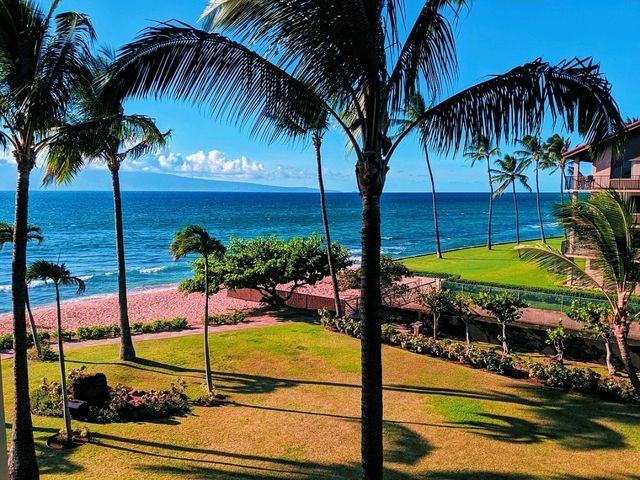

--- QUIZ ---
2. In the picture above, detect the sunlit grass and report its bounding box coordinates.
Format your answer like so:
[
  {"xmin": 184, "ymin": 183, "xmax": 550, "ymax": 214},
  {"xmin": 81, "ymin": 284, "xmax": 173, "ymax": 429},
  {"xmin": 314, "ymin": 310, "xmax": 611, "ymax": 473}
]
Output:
[{"xmin": 2, "ymin": 322, "xmax": 639, "ymax": 480}]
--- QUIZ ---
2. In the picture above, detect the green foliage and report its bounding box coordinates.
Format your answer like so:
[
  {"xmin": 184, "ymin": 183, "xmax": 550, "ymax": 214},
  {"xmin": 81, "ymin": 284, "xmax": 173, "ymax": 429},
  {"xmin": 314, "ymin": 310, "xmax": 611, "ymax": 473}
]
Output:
[
  {"xmin": 417, "ymin": 288, "xmax": 455, "ymax": 338},
  {"xmin": 177, "ymin": 257, "xmax": 226, "ymax": 295},
  {"xmin": 76, "ymin": 325, "xmax": 121, "ymax": 340},
  {"xmin": 567, "ymin": 300, "xmax": 613, "ymax": 341},
  {"xmin": 319, "ymin": 309, "xmax": 362, "ymax": 338},
  {"xmin": 51, "ymin": 328, "xmax": 74, "ymax": 340},
  {"xmin": 545, "ymin": 320, "xmax": 574, "ymax": 361},
  {"xmin": 30, "ymin": 379, "xmax": 63, "ymax": 417},
  {"xmin": 476, "ymin": 292, "xmax": 528, "ymax": 324},
  {"xmin": 130, "ymin": 318, "xmax": 189, "ymax": 334},
  {"xmin": 381, "ymin": 323, "xmax": 398, "ymax": 344},
  {"xmin": 28, "ymin": 344, "xmax": 58, "ymax": 362},
  {"xmin": 224, "ymin": 235, "xmax": 351, "ymax": 306},
  {"xmin": 207, "ymin": 311, "xmax": 248, "ymax": 326},
  {"xmin": 338, "ymin": 255, "xmax": 409, "ymax": 290},
  {"xmin": 527, "ymin": 361, "xmax": 600, "ymax": 393}
]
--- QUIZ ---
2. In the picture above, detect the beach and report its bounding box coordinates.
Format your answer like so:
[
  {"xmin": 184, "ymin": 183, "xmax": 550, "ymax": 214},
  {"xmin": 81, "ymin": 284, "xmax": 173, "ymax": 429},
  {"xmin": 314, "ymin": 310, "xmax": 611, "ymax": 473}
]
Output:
[{"xmin": 0, "ymin": 285, "xmax": 258, "ymax": 335}]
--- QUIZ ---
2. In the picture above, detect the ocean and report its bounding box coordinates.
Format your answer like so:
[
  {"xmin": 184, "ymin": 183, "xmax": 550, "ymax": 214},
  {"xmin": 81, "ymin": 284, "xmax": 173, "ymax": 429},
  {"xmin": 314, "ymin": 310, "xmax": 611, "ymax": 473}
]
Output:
[{"xmin": 0, "ymin": 191, "xmax": 562, "ymax": 313}]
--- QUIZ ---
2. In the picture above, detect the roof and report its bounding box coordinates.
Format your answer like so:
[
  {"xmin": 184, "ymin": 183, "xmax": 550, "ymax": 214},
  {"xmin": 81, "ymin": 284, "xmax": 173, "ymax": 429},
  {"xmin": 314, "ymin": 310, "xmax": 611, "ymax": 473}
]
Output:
[{"xmin": 563, "ymin": 120, "xmax": 640, "ymax": 159}]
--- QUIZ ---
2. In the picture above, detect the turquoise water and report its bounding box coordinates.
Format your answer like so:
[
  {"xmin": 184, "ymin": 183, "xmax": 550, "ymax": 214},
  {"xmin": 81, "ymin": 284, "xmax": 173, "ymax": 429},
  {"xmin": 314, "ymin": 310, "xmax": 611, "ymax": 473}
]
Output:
[{"xmin": 0, "ymin": 191, "xmax": 562, "ymax": 312}]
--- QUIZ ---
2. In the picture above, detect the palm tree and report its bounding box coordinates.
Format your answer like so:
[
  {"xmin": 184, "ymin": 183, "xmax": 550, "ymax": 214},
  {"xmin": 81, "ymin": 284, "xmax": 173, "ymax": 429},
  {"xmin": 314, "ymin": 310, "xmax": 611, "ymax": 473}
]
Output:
[
  {"xmin": 543, "ymin": 134, "xmax": 572, "ymax": 205},
  {"xmin": 491, "ymin": 155, "xmax": 532, "ymax": 244},
  {"xmin": 104, "ymin": 2, "xmax": 624, "ymax": 476},
  {"xmin": 518, "ymin": 190, "xmax": 640, "ymax": 393},
  {"xmin": 170, "ymin": 226, "xmax": 225, "ymax": 393},
  {"xmin": 26, "ymin": 261, "xmax": 86, "ymax": 446},
  {"xmin": 518, "ymin": 135, "xmax": 548, "ymax": 243},
  {"xmin": 0, "ymin": 2, "xmax": 95, "ymax": 476},
  {"xmin": 0, "ymin": 223, "xmax": 44, "ymax": 357},
  {"xmin": 396, "ymin": 94, "xmax": 442, "ymax": 258},
  {"xmin": 44, "ymin": 50, "xmax": 170, "ymax": 362},
  {"xmin": 464, "ymin": 136, "xmax": 500, "ymax": 250}
]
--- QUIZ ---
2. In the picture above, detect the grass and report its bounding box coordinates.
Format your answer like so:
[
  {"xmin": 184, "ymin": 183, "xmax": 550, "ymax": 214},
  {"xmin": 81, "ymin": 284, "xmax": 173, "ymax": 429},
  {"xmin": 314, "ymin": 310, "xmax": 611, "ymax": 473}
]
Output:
[
  {"xmin": 3, "ymin": 322, "xmax": 640, "ymax": 480},
  {"xmin": 401, "ymin": 238, "xmax": 569, "ymax": 289}
]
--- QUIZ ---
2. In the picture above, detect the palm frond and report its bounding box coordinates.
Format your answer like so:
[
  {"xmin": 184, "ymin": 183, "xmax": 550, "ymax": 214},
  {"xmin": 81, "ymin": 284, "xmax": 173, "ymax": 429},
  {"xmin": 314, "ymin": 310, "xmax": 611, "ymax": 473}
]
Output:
[
  {"xmin": 0, "ymin": 222, "xmax": 44, "ymax": 248},
  {"xmin": 26, "ymin": 259, "xmax": 85, "ymax": 294},
  {"xmin": 414, "ymin": 58, "xmax": 624, "ymax": 154},
  {"xmin": 169, "ymin": 224, "xmax": 225, "ymax": 260}
]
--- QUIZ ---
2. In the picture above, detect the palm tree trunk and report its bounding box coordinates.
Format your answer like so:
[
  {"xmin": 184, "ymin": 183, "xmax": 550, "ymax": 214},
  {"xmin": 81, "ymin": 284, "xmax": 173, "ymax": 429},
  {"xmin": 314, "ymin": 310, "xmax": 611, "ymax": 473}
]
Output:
[
  {"xmin": 425, "ymin": 150, "xmax": 442, "ymax": 258},
  {"xmin": 613, "ymin": 322, "xmax": 640, "ymax": 393},
  {"xmin": 512, "ymin": 182, "xmax": 520, "ymax": 244},
  {"xmin": 55, "ymin": 285, "xmax": 73, "ymax": 444},
  {"xmin": 359, "ymin": 191, "xmax": 383, "ymax": 480},
  {"xmin": 314, "ymin": 134, "xmax": 342, "ymax": 317},
  {"xmin": 25, "ymin": 287, "xmax": 41, "ymax": 357},
  {"xmin": 486, "ymin": 158, "xmax": 494, "ymax": 250},
  {"xmin": 560, "ymin": 167, "xmax": 568, "ymax": 241},
  {"xmin": 9, "ymin": 152, "xmax": 40, "ymax": 480},
  {"xmin": 535, "ymin": 162, "xmax": 546, "ymax": 243},
  {"xmin": 604, "ymin": 339, "xmax": 615, "ymax": 376},
  {"xmin": 203, "ymin": 257, "xmax": 213, "ymax": 393},
  {"xmin": 110, "ymin": 166, "xmax": 136, "ymax": 361}
]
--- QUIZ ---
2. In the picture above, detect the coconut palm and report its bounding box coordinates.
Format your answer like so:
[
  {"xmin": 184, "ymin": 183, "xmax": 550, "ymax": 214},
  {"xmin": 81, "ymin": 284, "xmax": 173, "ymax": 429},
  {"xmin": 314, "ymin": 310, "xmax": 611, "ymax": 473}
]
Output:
[
  {"xmin": 543, "ymin": 134, "xmax": 572, "ymax": 205},
  {"xmin": 0, "ymin": 223, "xmax": 44, "ymax": 357},
  {"xmin": 44, "ymin": 50, "xmax": 170, "ymax": 362},
  {"xmin": 0, "ymin": 1, "xmax": 95, "ymax": 475},
  {"xmin": 170, "ymin": 226, "xmax": 225, "ymax": 393},
  {"xmin": 518, "ymin": 189, "xmax": 640, "ymax": 393},
  {"xmin": 104, "ymin": 2, "xmax": 624, "ymax": 475},
  {"xmin": 517, "ymin": 135, "xmax": 548, "ymax": 243},
  {"xmin": 464, "ymin": 136, "xmax": 500, "ymax": 250},
  {"xmin": 26, "ymin": 261, "xmax": 86, "ymax": 446},
  {"xmin": 491, "ymin": 155, "xmax": 532, "ymax": 244},
  {"xmin": 396, "ymin": 93, "xmax": 442, "ymax": 258}
]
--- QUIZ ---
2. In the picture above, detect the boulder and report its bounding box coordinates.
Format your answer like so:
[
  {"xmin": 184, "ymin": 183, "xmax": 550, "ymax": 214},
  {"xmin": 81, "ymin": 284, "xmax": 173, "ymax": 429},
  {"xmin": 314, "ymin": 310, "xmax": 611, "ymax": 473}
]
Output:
[{"xmin": 70, "ymin": 373, "xmax": 110, "ymax": 408}]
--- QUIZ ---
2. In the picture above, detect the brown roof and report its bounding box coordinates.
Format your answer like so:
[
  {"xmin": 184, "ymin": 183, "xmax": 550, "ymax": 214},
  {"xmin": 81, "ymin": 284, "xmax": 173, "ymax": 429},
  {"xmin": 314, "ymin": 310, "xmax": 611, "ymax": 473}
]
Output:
[{"xmin": 563, "ymin": 120, "xmax": 640, "ymax": 159}]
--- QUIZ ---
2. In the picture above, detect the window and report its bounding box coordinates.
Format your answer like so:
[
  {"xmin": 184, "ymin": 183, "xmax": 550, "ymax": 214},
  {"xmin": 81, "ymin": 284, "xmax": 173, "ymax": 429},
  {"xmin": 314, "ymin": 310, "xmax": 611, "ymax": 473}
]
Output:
[{"xmin": 611, "ymin": 159, "xmax": 632, "ymax": 179}]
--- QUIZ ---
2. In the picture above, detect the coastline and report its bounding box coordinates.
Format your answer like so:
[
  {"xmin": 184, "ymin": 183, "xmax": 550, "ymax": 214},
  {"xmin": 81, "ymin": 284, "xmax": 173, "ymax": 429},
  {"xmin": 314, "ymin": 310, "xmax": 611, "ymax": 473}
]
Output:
[{"xmin": 0, "ymin": 284, "xmax": 258, "ymax": 335}]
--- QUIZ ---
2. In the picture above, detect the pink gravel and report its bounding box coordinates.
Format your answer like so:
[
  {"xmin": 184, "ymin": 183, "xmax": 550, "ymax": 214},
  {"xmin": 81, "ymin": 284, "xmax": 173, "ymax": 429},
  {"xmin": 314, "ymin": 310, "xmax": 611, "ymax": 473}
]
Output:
[{"xmin": 0, "ymin": 286, "xmax": 259, "ymax": 335}]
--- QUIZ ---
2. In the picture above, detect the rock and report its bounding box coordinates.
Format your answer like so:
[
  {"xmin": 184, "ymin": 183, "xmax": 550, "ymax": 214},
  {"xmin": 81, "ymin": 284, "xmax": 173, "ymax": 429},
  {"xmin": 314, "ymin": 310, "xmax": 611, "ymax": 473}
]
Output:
[{"xmin": 70, "ymin": 373, "xmax": 110, "ymax": 408}]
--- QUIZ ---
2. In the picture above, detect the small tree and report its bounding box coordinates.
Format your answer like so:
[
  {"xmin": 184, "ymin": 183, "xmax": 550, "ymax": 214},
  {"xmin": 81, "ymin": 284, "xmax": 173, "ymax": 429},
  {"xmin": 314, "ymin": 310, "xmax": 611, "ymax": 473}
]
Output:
[
  {"xmin": 476, "ymin": 292, "xmax": 528, "ymax": 355},
  {"xmin": 26, "ymin": 261, "xmax": 86, "ymax": 446},
  {"xmin": 545, "ymin": 320, "xmax": 573, "ymax": 363},
  {"xmin": 418, "ymin": 288, "xmax": 455, "ymax": 340},
  {"xmin": 170, "ymin": 225, "xmax": 225, "ymax": 394},
  {"xmin": 567, "ymin": 300, "xmax": 615, "ymax": 375},
  {"xmin": 338, "ymin": 255, "xmax": 410, "ymax": 291},
  {"xmin": 451, "ymin": 293, "xmax": 478, "ymax": 345},
  {"xmin": 223, "ymin": 235, "xmax": 350, "ymax": 307}
]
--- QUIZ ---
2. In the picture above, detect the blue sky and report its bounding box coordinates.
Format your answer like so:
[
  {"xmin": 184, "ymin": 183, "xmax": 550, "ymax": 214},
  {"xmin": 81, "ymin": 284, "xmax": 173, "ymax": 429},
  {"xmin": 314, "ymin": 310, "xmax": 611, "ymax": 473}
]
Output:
[{"xmin": 26, "ymin": 1, "xmax": 640, "ymax": 192}]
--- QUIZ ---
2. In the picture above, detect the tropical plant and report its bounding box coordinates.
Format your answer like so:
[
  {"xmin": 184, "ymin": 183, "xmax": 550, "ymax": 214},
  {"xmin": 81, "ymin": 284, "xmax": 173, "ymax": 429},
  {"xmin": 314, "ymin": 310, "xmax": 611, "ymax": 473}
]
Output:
[
  {"xmin": 476, "ymin": 292, "xmax": 528, "ymax": 355},
  {"xmin": 169, "ymin": 225, "xmax": 225, "ymax": 394},
  {"xmin": 0, "ymin": 1, "xmax": 95, "ymax": 475},
  {"xmin": 491, "ymin": 154, "xmax": 532, "ymax": 244},
  {"xmin": 396, "ymin": 93, "xmax": 442, "ymax": 257},
  {"xmin": 222, "ymin": 235, "xmax": 351, "ymax": 306},
  {"xmin": 103, "ymin": 1, "xmax": 624, "ymax": 474},
  {"xmin": 451, "ymin": 292, "xmax": 477, "ymax": 344},
  {"xmin": 44, "ymin": 50, "xmax": 170, "ymax": 361},
  {"xmin": 0, "ymin": 223, "xmax": 44, "ymax": 357},
  {"xmin": 518, "ymin": 190, "xmax": 640, "ymax": 392},
  {"xmin": 338, "ymin": 255, "xmax": 409, "ymax": 290},
  {"xmin": 418, "ymin": 288, "xmax": 455, "ymax": 340},
  {"xmin": 464, "ymin": 136, "xmax": 500, "ymax": 250},
  {"xmin": 543, "ymin": 134, "xmax": 572, "ymax": 205},
  {"xmin": 517, "ymin": 135, "xmax": 548, "ymax": 243},
  {"xmin": 567, "ymin": 300, "xmax": 616, "ymax": 375},
  {"xmin": 545, "ymin": 320, "xmax": 573, "ymax": 363},
  {"xmin": 26, "ymin": 260, "xmax": 86, "ymax": 446}
]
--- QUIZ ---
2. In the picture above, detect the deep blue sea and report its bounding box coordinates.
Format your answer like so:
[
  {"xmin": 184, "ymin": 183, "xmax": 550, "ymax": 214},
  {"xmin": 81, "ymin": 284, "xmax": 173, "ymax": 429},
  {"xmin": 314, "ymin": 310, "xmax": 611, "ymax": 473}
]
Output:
[{"xmin": 0, "ymin": 191, "xmax": 562, "ymax": 313}]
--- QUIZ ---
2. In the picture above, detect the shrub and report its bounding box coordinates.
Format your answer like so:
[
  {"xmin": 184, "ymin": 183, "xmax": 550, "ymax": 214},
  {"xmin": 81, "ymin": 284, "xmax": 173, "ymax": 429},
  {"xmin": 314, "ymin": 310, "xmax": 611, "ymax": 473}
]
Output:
[
  {"xmin": 598, "ymin": 377, "xmax": 640, "ymax": 404},
  {"xmin": 208, "ymin": 311, "xmax": 248, "ymax": 326},
  {"xmin": 131, "ymin": 318, "xmax": 189, "ymax": 334},
  {"xmin": 51, "ymin": 328, "xmax": 73, "ymax": 340},
  {"xmin": 95, "ymin": 379, "xmax": 191, "ymax": 423},
  {"xmin": 30, "ymin": 378, "xmax": 63, "ymax": 416},
  {"xmin": 77, "ymin": 325, "xmax": 113, "ymax": 340},
  {"xmin": 338, "ymin": 255, "xmax": 409, "ymax": 290},
  {"xmin": 526, "ymin": 361, "xmax": 600, "ymax": 392},
  {"xmin": 28, "ymin": 344, "xmax": 58, "ymax": 362},
  {"xmin": 417, "ymin": 288, "xmax": 455, "ymax": 339},
  {"xmin": 319, "ymin": 309, "xmax": 362, "ymax": 338},
  {"xmin": 476, "ymin": 292, "xmax": 528, "ymax": 355},
  {"xmin": 381, "ymin": 323, "xmax": 398, "ymax": 344},
  {"xmin": 0, "ymin": 334, "xmax": 13, "ymax": 351}
]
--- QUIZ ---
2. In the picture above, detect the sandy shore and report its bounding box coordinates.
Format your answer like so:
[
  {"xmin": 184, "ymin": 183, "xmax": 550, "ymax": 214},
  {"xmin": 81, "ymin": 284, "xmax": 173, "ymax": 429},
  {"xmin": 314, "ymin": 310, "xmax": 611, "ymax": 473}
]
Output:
[{"xmin": 0, "ymin": 285, "xmax": 258, "ymax": 335}]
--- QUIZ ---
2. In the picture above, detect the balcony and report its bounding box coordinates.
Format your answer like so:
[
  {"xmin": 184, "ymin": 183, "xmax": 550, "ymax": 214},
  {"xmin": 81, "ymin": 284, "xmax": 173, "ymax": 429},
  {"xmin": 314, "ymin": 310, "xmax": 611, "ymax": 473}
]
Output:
[{"xmin": 565, "ymin": 175, "xmax": 640, "ymax": 191}]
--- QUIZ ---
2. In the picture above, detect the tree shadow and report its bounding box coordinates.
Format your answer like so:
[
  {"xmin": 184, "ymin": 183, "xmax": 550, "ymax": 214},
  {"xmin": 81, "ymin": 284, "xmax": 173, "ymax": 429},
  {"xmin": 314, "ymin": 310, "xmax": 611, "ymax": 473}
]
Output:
[
  {"xmin": 383, "ymin": 423, "xmax": 431, "ymax": 465},
  {"xmin": 31, "ymin": 425, "xmax": 85, "ymax": 476}
]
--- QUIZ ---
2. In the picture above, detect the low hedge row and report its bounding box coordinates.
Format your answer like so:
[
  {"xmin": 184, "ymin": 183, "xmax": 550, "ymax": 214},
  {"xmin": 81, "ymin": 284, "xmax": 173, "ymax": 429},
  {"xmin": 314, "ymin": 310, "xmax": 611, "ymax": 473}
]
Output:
[
  {"xmin": 207, "ymin": 311, "xmax": 248, "ymax": 326},
  {"xmin": 320, "ymin": 311, "xmax": 640, "ymax": 406},
  {"xmin": 0, "ymin": 317, "xmax": 190, "ymax": 350}
]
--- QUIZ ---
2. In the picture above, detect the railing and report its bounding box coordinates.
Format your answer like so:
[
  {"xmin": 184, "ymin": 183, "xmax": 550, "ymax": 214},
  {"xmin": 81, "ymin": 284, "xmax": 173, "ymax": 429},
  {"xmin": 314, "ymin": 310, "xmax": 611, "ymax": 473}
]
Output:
[{"xmin": 566, "ymin": 175, "xmax": 640, "ymax": 191}]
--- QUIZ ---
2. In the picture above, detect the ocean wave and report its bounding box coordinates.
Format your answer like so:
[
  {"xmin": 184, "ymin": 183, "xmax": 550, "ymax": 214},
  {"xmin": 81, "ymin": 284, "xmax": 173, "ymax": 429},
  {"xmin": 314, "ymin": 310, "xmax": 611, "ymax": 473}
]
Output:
[
  {"xmin": 78, "ymin": 275, "xmax": 94, "ymax": 282},
  {"xmin": 139, "ymin": 266, "xmax": 167, "ymax": 274},
  {"xmin": 0, "ymin": 285, "xmax": 10, "ymax": 293}
]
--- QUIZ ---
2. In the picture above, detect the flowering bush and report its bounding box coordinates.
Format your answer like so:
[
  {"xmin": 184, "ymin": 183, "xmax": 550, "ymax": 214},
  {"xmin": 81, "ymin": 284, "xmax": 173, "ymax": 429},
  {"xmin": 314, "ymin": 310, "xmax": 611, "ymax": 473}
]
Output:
[{"xmin": 30, "ymin": 379, "xmax": 63, "ymax": 416}]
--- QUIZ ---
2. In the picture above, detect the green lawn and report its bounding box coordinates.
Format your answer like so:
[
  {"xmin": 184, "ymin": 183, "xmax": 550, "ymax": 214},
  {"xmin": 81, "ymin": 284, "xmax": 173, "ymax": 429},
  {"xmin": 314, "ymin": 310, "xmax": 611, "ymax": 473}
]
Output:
[
  {"xmin": 401, "ymin": 238, "xmax": 567, "ymax": 289},
  {"xmin": 3, "ymin": 322, "xmax": 640, "ymax": 480}
]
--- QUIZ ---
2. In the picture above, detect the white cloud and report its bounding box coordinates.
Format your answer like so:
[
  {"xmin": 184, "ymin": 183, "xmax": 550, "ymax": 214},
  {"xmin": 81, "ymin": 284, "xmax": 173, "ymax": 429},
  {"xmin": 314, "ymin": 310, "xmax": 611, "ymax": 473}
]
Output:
[{"xmin": 120, "ymin": 149, "xmax": 309, "ymax": 182}]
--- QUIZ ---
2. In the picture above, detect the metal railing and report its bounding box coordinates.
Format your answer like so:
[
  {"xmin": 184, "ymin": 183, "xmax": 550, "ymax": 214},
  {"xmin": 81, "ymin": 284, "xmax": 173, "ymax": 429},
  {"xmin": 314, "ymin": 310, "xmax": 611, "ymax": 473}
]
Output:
[{"xmin": 566, "ymin": 175, "xmax": 640, "ymax": 191}]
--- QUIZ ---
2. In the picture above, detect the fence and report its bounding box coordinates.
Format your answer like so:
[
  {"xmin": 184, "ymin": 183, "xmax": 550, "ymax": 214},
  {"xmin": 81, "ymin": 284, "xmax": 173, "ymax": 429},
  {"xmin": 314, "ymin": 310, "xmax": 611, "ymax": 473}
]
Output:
[{"xmin": 442, "ymin": 280, "xmax": 640, "ymax": 313}]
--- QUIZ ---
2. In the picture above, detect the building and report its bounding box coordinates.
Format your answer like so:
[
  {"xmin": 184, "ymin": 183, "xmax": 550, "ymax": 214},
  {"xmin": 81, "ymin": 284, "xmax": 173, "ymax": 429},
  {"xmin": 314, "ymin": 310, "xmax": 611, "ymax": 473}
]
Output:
[{"xmin": 563, "ymin": 120, "xmax": 640, "ymax": 263}]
